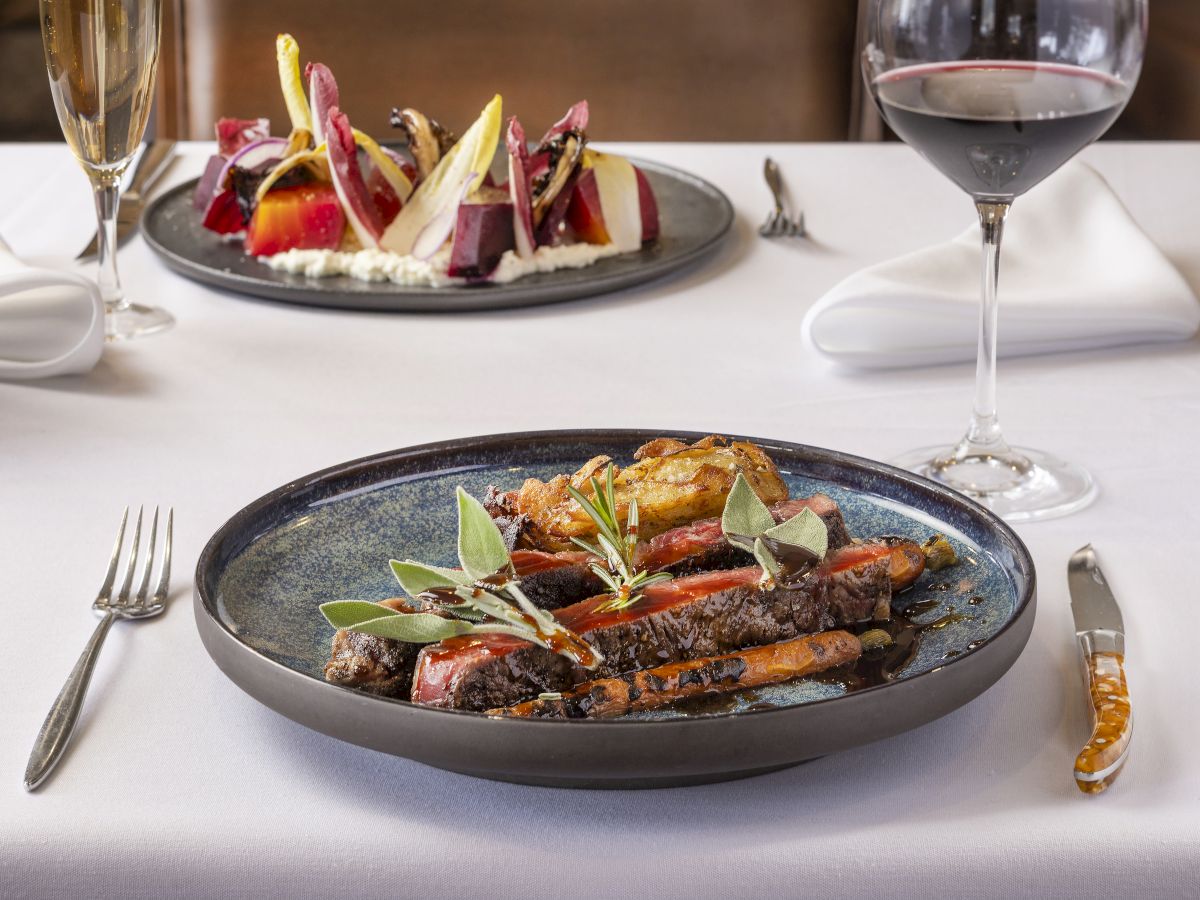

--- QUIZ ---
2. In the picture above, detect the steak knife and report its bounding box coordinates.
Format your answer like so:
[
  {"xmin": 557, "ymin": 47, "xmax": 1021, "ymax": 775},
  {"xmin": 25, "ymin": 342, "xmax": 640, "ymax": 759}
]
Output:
[
  {"xmin": 76, "ymin": 140, "xmax": 177, "ymax": 259},
  {"xmin": 1068, "ymin": 544, "xmax": 1132, "ymax": 794}
]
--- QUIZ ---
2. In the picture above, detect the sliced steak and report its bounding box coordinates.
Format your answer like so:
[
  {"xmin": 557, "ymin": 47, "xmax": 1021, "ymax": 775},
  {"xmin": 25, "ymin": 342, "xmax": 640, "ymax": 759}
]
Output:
[
  {"xmin": 324, "ymin": 598, "xmax": 420, "ymax": 697},
  {"xmin": 509, "ymin": 550, "xmax": 606, "ymax": 609},
  {"xmin": 412, "ymin": 542, "xmax": 893, "ymax": 711}
]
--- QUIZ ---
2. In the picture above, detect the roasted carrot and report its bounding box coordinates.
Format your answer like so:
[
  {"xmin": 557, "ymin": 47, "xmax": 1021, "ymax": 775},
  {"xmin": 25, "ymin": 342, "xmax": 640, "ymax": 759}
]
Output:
[{"xmin": 486, "ymin": 630, "xmax": 862, "ymax": 719}]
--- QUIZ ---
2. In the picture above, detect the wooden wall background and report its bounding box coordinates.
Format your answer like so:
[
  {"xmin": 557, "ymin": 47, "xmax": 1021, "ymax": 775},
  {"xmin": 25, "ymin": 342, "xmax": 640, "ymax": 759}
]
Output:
[{"xmin": 4, "ymin": 0, "xmax": 1198, "ymax": 142}]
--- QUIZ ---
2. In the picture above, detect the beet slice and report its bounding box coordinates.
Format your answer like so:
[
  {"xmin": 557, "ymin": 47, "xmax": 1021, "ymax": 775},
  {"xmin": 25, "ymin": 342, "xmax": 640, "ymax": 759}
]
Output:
[
  {"xmin": 448, "ymin": 199, "xmax": 515, "ymax": 279},
  {"xmin": 201, "ymin": 190, "xmax": 245, "ymax": 234},
  {"xmin": 565, "ymin": 168, "xmax": 609, "ymax": 244}
]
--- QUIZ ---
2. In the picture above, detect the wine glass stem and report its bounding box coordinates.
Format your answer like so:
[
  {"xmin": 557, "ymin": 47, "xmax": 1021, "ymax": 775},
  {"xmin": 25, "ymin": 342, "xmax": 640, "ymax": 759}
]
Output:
[
  {"xmin": 962, "ymin": 201, "xmax": 1012, "ymax": 456},
  {"xmin": 92, "ymin": 176, "xmax": 126, "ymax": 313}
]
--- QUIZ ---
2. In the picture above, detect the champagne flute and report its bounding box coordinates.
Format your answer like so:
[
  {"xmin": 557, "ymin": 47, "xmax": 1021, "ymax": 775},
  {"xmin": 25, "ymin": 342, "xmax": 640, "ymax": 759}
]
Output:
[
  {"xmin": 40, "ymin": 0, "xmax": 173, "ymax": 340},
  {"xmin": 863, "ymin": 0, "xmax": 1147, "ymax": 521}
]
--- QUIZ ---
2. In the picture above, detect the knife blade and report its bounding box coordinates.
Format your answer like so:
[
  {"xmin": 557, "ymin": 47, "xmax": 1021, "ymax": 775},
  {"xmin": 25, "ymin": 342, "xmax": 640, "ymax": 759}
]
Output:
[
  {"xmin": 1068, "ymin": 544, "xmax": 1132, "ymax": 794},
  {"xmin": 76, "ymin": 140, "xmax": 177, "ymax": 259}
]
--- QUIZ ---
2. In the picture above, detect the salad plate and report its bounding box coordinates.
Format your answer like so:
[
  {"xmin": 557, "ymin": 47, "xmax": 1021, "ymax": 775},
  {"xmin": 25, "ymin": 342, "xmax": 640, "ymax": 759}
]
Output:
[
  {"xmin": 194, "ymin": 430, "xmax": 1036, "ymax": 788},
  {"xmin": 142, "ymin": 160, "xmax": 733, "ymax": 313}
]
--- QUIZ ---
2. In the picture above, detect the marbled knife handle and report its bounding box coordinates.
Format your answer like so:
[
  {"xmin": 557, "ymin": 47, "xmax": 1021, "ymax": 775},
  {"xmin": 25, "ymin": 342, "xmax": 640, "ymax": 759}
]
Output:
[{"xmin": 1074, "ymin": 651, "xmax": 1132, "ymax": 795}]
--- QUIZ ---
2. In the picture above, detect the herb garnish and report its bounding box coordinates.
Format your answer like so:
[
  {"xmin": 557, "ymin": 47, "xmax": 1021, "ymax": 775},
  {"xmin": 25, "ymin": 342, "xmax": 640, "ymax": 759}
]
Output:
[
  {"xmin": 566, "ymin": 464, "xmax": 672, "ymax": 613},
  {"xmin": 720, "ymin": 474, "xmax": 829, "ymax": 586},
  {"xmin": 320, "ymin": 487, "xmax": 603, "ymax": 669}
]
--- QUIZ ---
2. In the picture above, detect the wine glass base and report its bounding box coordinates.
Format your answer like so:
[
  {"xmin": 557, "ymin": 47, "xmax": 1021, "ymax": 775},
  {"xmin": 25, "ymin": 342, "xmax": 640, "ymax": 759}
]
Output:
[
  {"xmin": 892, "ymin": 444, "xmax": 1098, "ymax": 523},
  {"xmin": 105, "ymin": 302, "xmax": 175, "ymax": 341}
]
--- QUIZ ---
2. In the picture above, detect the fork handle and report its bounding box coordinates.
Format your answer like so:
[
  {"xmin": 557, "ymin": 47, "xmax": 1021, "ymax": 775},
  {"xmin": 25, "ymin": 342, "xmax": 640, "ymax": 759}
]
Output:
[
  {"xmin": 24, "ymin": 612, "xmax": 116, "ymax": 791},
  {"xmin": 763, "ymin": 158, "xmax": 786, "ymax": 214}
]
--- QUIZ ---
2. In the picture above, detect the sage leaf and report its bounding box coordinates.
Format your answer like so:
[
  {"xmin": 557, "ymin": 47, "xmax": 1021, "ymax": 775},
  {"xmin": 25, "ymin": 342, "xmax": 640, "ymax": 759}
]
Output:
[
  {"xmin": 763, "ymin": 507, "xmax": 828, "ymax": 560},
  {"xmin": 456, "ymin": 486, "xmax": 511, "ymax": 581},
  {"xmin": 390, "ymin": 559, "xmax": 471, "ymax": 599},
  {"xmin": 320, "ymin": 600, "xmax": 401, "ymax": 629},
  {"xmin": 721, "ymin": 473, "xmax": 776, "ymax": 549},
  {"xmin": 349, "ymin": 611, "xmax": 478, "ymax": 643},
  {"xmin": 752, "ymin": 537, "xmax": 781, "ymax": 579}
]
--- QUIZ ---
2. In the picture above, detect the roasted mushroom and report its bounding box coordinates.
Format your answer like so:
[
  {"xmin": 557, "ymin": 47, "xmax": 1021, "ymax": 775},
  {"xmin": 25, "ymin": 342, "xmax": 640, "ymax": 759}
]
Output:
[
  {"xmin": 389, "ymin": 108, "xmax": 458, "ymax": 179},
  {"xmin": 531, "ymin": 129, "xmax": 584, "ymax": 225}
]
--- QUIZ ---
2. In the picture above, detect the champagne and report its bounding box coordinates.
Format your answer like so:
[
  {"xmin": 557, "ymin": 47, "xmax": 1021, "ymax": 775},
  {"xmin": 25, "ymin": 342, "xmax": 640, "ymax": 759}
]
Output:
[
  {"xmin": 40, "ymin": 0, "xmax": 162, "ymax": 177},
  {"xmin": 39, "ymin": 0, "xmax": 174, "ymax": 340}
]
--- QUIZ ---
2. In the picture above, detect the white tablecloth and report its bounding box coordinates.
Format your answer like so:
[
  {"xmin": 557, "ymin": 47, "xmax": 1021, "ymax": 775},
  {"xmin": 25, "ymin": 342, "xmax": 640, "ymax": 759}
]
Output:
[{"xmin": 1, "ymin": 142, "xmax": 1198, "ymax": 899}]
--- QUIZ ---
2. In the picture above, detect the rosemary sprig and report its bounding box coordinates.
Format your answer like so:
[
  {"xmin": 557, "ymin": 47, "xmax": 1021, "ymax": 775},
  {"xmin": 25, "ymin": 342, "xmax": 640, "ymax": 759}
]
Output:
[{"xmin": 567, "ymin": 464, "xmax": 672, "ymax": 612}]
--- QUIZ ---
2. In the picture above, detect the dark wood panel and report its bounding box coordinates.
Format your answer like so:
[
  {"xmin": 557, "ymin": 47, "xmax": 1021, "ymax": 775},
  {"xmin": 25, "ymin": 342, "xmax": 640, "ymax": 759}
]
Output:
[
  {"xmin": 167, "ymin": 0, "xmax": 858, "ymax": 141},
  {"xmin": 1114, "ymin": 0, "xmax": 1200, "ymax": 139}
]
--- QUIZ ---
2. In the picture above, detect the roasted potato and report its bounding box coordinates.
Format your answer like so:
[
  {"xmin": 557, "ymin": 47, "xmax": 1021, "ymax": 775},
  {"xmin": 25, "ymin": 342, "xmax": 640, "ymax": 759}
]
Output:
[{"xmin": 500, "ymin": 436, "xmax": 788, "ymax": 551}]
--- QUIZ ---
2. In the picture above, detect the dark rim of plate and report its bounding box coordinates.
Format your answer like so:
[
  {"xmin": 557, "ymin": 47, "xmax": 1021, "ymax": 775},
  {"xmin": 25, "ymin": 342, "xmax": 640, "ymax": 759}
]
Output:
[{"xmin": 194, "ymin": 429, "xmax": 1037, "ymax": 726}]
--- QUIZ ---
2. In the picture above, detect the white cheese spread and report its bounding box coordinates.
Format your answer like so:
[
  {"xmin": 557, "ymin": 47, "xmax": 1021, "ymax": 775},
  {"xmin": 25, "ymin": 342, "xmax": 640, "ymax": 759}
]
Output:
[{"xmin": 263, "ymin": 242, "xmax": 620, "ymax": 287}]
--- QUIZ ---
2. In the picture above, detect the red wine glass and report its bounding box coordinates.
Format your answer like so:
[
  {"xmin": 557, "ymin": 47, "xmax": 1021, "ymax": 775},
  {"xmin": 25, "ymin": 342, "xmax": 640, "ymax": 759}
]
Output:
[{"xmin": 863, "ymin": 0, "xmax": 1147, "ymax": 521}]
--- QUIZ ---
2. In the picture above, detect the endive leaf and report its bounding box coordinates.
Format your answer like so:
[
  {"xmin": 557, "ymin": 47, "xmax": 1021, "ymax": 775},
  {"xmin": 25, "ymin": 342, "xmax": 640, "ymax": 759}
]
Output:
[{"xmin": 275, "ymin": 34, "xmax": 312, "ymax": 133}]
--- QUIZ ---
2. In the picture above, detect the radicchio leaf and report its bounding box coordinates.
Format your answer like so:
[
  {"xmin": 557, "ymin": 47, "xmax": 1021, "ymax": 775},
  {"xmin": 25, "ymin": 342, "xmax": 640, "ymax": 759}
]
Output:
[
  {"xmin": 325, "ymin": 106, "xmax": 384, "ymax": 246},
  {"xmin": 538, "ymin": 100, "xmax": 589, "ymax": 145},
  {"xmin": 305, "ymin": 62, "xmax": 340, "ymax": 146},
  {"xmin": 505, "ymin": 117, "xmax": 535, "ymax": 259},
  {"xmin": 215, "ymin": 117, "xmax": 270, "ymax": 158}
]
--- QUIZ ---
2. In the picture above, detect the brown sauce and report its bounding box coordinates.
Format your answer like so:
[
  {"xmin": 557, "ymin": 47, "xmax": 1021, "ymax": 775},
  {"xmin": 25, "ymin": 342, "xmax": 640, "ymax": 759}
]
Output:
[
  {"xmin": 757, "ymin": 536, "xmax": 821, "ymax": 585},
  {"xmin": 674, "ymin": 690, "xmax": 763, "ymax": 716},
  {"xmin": 813, "ymin": 601, "xmax": 975, "ymax": 693}
]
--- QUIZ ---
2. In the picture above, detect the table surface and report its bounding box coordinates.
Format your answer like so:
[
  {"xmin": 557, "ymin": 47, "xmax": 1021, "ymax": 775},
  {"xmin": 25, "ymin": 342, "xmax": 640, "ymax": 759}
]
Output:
[{"xmin": 2, "ymin": 141, "xmax": 1198, "ymax": 899}]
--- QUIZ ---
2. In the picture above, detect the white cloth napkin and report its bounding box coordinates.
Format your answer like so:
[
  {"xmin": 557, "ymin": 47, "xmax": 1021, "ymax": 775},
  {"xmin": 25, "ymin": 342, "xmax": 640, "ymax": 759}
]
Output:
[
  {"xmin": 0, "ymin": 237, "xmax": 104, "ymax": 380},
  {"xmin": 802, "ymin": 161, "xmax": 1200, "ymax": 368}
]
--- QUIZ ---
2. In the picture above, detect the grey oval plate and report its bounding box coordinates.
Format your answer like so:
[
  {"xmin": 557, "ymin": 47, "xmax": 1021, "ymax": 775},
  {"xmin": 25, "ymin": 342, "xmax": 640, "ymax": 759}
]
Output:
[
  {"xmin": 195, "ymin": 430, "xmax": 1036, "ymax": 788},
  {"xmin": 143, "ymin": 159, "xmax": 733, "ymax": 312}
]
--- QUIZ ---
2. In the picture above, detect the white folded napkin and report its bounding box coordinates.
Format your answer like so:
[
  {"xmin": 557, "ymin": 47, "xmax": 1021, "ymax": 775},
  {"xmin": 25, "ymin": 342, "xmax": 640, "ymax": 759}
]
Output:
[
  {"xmin": 802, "ymin": 162, "xmax": 1200, "ymax": 368},
  {"xmin": 0, "ymin": 238, "xmax": 104, "ymax": 380}
]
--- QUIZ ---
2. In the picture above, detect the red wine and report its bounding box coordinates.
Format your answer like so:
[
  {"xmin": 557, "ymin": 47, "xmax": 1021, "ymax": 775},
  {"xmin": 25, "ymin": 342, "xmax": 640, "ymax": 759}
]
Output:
[{"xmin": 873, "ymin": 62, "xmax": 1130, "ymax": 199}]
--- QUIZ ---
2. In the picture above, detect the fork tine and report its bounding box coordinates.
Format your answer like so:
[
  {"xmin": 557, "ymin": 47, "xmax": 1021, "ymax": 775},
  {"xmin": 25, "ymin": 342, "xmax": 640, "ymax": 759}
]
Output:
[
  {"xmin": 97, "ymin": 507, "xmax": 130, "ymax": 606},
  {"xmin": 152, "ymin": 508, "xmax": 173, "ymax": 605},
  {"xmin": 133, "ymin": 506, "xmax": 159, "ymax": 609},
  {"xmin": 116, "ymin": 506, "xmax": 143, "ymax": 607}
]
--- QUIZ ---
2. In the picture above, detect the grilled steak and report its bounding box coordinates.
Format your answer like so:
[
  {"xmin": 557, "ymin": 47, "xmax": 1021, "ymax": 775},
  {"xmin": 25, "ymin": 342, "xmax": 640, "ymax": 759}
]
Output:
[
  {"xmin": 325, "ymin": 598, "xmax": 421, "ymax": 697},
  {"xmin": 322, "ymin": 550, "xmax": 605, "ymax": 697},
  {"xmin": 507, "ymin": 550, "xmax": 607, "ymax": 609},
  {"xmin": 412, "ymin": 542, "xmax": 894, "ymax": 711}
]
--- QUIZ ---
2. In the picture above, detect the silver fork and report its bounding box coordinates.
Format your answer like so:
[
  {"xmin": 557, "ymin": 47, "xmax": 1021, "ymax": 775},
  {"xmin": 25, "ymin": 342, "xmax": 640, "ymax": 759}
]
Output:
[
  {"xmin": 24, "ymin": 506, "xmax": 173, "ymax": 791},
  {"xmin": 758, "ymin": 157, "xmax": 807, "ymax": 239}
]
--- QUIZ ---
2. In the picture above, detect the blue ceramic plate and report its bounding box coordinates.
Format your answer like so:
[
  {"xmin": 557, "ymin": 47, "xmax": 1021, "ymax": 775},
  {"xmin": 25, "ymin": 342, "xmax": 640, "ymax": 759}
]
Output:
[
  {"xmin": 195, "ymin": 430, "xmax": 1036, "ymax": 788},
  {"xmin": 142, "ymin": 159, "xmax": 733, "ymax": 313}
]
